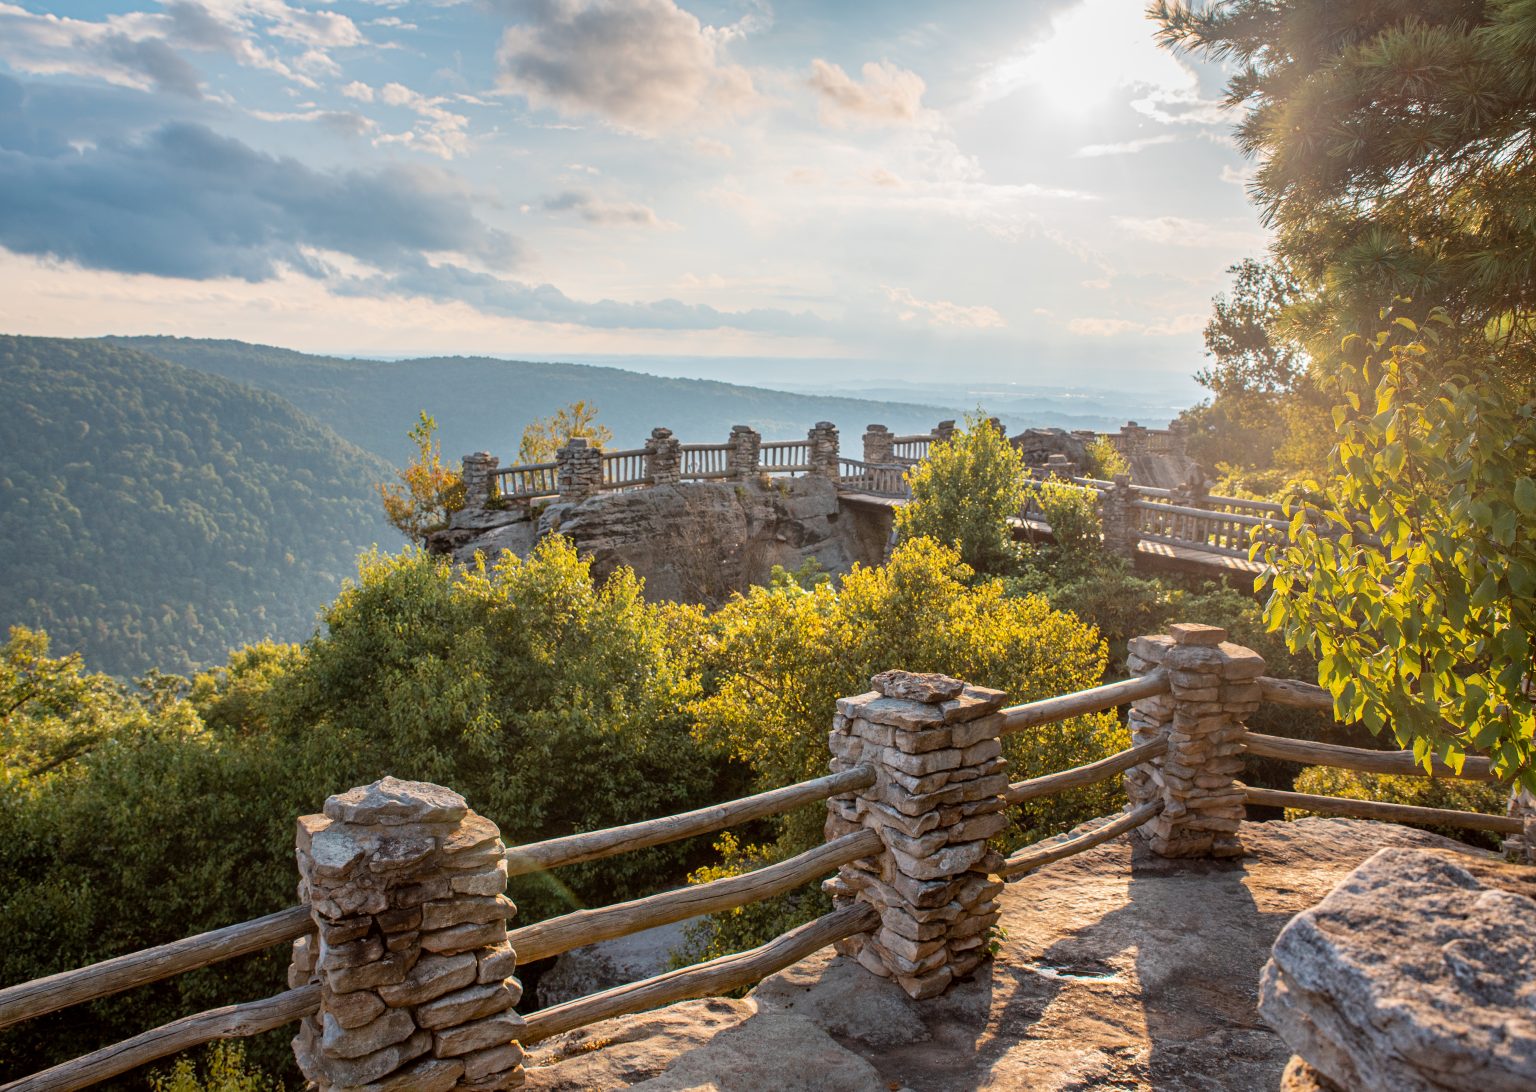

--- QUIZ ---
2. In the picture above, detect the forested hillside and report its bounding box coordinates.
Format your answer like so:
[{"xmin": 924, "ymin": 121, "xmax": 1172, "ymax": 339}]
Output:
[
  {"xmin": 0, "ymin": 336, "xmax": 392, "ymax": 678},
  {"xmin": 108, "ymin": 336, "xmax": 963, "ymax": 464}
]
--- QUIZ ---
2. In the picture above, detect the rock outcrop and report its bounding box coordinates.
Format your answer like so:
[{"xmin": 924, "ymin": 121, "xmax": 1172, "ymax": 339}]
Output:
[
  {"xmin": 523, "ymin": 819, "xmax": 1506, "ymax": 1091},
  {"xmin": 1259, "ymin": 847, "xmax": 1536, "ymax": 1092},
  {"xmin": 536, "ymin": 920, "xmax": 693, "ymax": 1010},
  {"xmin": 429, "ymin": 477, "xmax": 890, "ymax": 606}
]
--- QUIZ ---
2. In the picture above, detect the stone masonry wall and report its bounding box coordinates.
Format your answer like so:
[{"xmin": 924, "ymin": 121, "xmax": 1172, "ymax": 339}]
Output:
[
  {"xmin": 1123, "ymin": 624, "xmax": 1264, "ymax": 858},
  {"xmin": 824, "ymin": 670, "xmax": 1009, "ymax": 998},
  {"xmin": 289, "ymin": 777, "xmax": 525, "ymax": 1091}
]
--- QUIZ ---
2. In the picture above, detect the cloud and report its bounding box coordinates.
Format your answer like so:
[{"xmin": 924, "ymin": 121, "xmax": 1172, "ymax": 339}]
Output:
[
  {"xmin": 373, "ymin": 81, "xmax": 472, "ymax": 159},
  {"xmin": 334, "ymin": 257, "xmax": 829, "ymax": 334},
  {"xmin": 0, "ymin": 80, "xmax": 517, "ymax": 283},
  {"xmin": 1113, "ymin": 215, "xmax": 1263, "ymax": 250},
  {"xmin": 0, "ymin": 1, "xmax": 367, "ymax": 97},
  {"xmin": 1068, "ymin": 313, "xmax": 1204, "ymax": 337},
  {"xmin": 808, "ymin": 59, "xmax": 926, "ymax": 127},
  {"xmin": 342, "ymin": 80, "xmax": 374, "ymax": 102},
  {"xmin": 883, "ymin": 286, "xmax": 1005, "ymax": 329},
  {"xmin": 540, "ymin": 189, "xmax": 672, "ymax": 227},
  {"xmin": 1075, "ymin": 134, "xmax": 1178, "ymax": 158},
  {"xmin": 494, "ymin": 0, "xmax": 758, "ymax": 133}
]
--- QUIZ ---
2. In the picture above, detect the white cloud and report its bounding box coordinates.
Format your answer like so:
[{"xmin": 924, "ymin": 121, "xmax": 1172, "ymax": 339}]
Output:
[
  {"xmin": 1068, "ymin": 312, "xmax": 1204, "ymax": 337},
  {"xmin": 692, "ymin": 136, "xmax": 734, "ymax": 158},
  {"xmin": 374, "ymin": 81, "xmax": 471, "ymax": 159},
  {"xmin": 1113, "ymin": 215, "xmax": 1264, "ymax": 250},
  {"xmin": 342, "ymin": 79, "xmax": 374, "ymax": 101},
  {"xmin": 1075, "ymin": 134, "xmax": 1179, "ymax": 158},
  {"xmin": 541, "ymin": 189, "xmax": 675, "ymax": 228},
  {"xmin": 495, "ymin": 0, "xmax": 759, "ymax": 134},
  {"xmin": 808, "ymin": 59, "xmax": 927, "ymax": 127},
  {"xmin": 884, "ymin": 286, "xmax": 1005, "ymax": 329}
]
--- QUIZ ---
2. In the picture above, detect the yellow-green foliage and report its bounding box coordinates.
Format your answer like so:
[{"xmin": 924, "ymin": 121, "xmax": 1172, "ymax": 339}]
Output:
[
  {"xmin": 377, "ymin": 411, "xmax": 465, "ymax": 544},
  {"xmin": 1084, "ymin": 435, "xmax": 1129, "ymax": 480},
  {"xmin": 151, "ymin": 1042, "xmax": 279, "ymax": 1092},
  {"xmin": 517, "ymin": 400, "xmax": 612, "ymax": 463},
  {"xmin": 895, "ymin": 415, "xmax": 1027, "ymax": 576},
  {"xmin": 1290, "ymin": 766, "xmax": 1510, "ymax": 851},
  {"xmin": 692, "ymin": 536, "xmax": 1122, "ymax": 852},
  {"xmin": 1021, "ymin": 478, "xmax": 1103, "ymax": 578}
]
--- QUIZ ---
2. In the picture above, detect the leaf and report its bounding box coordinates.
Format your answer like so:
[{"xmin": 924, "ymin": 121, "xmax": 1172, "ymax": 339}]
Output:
[{"xmin": 1516, "ymin": 476, "xmax": 1536, "ymax": 516}]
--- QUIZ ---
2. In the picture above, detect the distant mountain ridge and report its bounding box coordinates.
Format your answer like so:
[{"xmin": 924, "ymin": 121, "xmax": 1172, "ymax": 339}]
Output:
[
  {"xmin": 106, "ymin": 336, "xmax": 966, "ymax": 466},
  {"xmin": 0, "ymin": 335, "xmax": 391, "ymax": 677}
]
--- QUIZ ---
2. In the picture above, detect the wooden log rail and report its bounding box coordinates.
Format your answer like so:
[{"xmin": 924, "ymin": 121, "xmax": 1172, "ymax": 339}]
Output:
[
  {"xmin": 1242, "ymin": 786, "xmax": 1522, "ymax": 834},
  {"xmin": 0, "ymin": 985, "xmax": 320, "ymax": 1092},
  {"xmin": 505, "ymin": 765, "xmax": 876, "ymax": 877},
  {"xmin": 1243, "ymin": 731, "xmax": 1496, "ymax": 781},
  {"xmin": 1257, "ymin": 675, "xmax": 1332, "ymax": 711},
  {"xmin": 1000, "ymin": 801, "xmax": 1164, "ymax": 879},
  {"xmin": 520, "ymin": 903, "xmax": 878, "ymax": 1045},
  {"xmin": 0, "ymin": 905, "xmax": 312, "ymax": 1032},
  {"xmin": 1000, "ymin": 670, "xmax": 1170, "ymax": 734},
  {"xmin": 1004, "ymin": 738, "xmax": 1169, "ymax": 805},
  {"xmin": 507, "ymin": 829, "xmax": 882, "ymax": 964}
]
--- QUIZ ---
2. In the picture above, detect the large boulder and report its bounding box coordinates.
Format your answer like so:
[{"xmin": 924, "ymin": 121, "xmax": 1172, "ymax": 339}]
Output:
[{"xmin": 1259, "ymin": 847, "xmax": 1536, "ymax": 1092}]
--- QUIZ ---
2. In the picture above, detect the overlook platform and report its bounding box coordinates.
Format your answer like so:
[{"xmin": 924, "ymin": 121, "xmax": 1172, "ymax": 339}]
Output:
[{"xmin": 521, "ymin": 819, "xmax": 1522, "ymax": 1092}]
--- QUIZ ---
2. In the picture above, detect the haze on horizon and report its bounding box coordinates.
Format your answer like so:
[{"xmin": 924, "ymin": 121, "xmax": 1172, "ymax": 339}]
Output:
[{"xmin": 0, "ymin": 0, "xmax": 1263, "ymax": 396}]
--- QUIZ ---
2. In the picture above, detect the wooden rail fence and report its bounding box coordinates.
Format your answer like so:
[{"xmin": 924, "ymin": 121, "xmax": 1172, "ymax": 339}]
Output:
[{"xmin": 1, "ymin": 625, "xmax": 1520, "ymax": 1091}]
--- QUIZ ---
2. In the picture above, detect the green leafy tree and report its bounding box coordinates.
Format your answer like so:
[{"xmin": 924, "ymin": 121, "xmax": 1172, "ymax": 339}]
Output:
[
  {"xmin": 1262, "ymin": 316, "xmax": 1536, "ymax": 787},
  {"xmin": 895, "ymin": 415, "xmax": 1027, "ymax": 576},
  {"xmin": 1153, "ymin": 0, "xmax": 1536, "ymax": 374},
  {"xmin": 377, "ymin": 411, "xmax": 465, "ymax": 544},
  {"xmin": 1083, "ymin": 435, "xmax": 1129, "ymax": 480},
  {"xmin": 518, "ymin": 400, "xmax": 613, "ymax": 463}
]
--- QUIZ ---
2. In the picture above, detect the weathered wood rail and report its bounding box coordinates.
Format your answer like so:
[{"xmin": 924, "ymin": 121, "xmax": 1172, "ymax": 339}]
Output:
[{"xmin": 3, "ymin": 623, "xmax": 1521, "ymax": 1090}]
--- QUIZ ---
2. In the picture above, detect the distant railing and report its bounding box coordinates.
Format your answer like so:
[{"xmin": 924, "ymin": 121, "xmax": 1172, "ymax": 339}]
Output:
[
  {"xmin": 494, "ymin": 460, "xmax": 558, "ymax": 502},
  {"xmin": 679, "ymin": 443, "xmax": 730, "ymax": 480},
  {"xmin": 890, "ymin": 435, "xmax": 932, "ymax": 464},
  {"xmin": 836, "ymin": 459, "xmax": 908, "ymax": 498},
  {"xmin": 1, "ymin": 624, "xmax": 1521, "ymax": 1089},
  {"xmin": 759, "ymin": 440, "xmax": 811, "ymax": 474},
  {"xmin": 600, "ymin": 447, "xmax": 650, "ymax": 490}
]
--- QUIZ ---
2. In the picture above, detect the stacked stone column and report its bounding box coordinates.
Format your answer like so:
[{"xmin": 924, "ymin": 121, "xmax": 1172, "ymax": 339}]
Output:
[
  {"xmin": 460, "ymin": 453, "xmax": 500, "ymax": 514},
  {"xmin": 1042, "ymin": 453, "xmax": 1076, "ymax": 479},
  {"xmin": 644, "ymin": 428, "xmax": 681, "ymax": 485},
  {"xmin": 1099, "ymin": 473, "xmax": 1139, "ymax": 559},
  {"xmin": 555, "ymin": 439, "xmax": 602, "ymax": 502},
  {"xmin": 862, "ymin": 424, "xmax": 894, "ymax": 465},
  {"xmin": 823, "ymin": 671, "xmax": 1009, "ymax": 999},
  {"xmin": 289, "ymin": 777, "xmax": 525, "ymax": 1092},
  {"xmin": 1123, "ymin": 624, "xmax": 1264, "ymax": 858},
  {"xmin": 933, "ymin": 420, "xmax": 957, "ymax": 444},
  {"xmin": 807, "ymin": 421, "xmax": 839, "ymax": 479},
  {"xmin": 726, "ymin": 425, "xmax": 761, "ymax": 478}
]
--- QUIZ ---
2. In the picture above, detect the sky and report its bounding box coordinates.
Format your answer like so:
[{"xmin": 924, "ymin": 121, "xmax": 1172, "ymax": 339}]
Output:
[{"xmin": 0, "ymin": 0, "xmax": 1268, "ymax": 395}]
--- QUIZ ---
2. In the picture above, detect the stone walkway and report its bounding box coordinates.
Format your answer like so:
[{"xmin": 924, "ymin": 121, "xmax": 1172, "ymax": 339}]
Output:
[{"xmin": 523, "ymin": 819, "xmax": 1504, "ymax": 1091}]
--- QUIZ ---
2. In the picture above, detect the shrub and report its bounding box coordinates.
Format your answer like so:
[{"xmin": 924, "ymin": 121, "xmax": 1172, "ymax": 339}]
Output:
[
  {"xmin": 1289, "ymin": 766, "xmax": 1510, "ymax": 851},
  {"xmin": 895, "ymin": 415, "xmax": 1026, "ymax": 577},
  {"xmin": 377, "ymin": 411, "xmax": 464, "ymax": 544}
]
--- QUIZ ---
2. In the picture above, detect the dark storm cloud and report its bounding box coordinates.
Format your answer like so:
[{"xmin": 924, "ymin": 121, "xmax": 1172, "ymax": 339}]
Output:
[{"xmin": 0, "ymin": 77, "xmax": 520, "ymax": 282}]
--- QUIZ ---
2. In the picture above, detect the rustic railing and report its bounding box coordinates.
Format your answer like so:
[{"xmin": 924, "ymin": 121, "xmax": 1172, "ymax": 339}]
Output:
[
  {"xmin": 835, "ymin": 458, "xmax": 908, "ymax": 498},
  {"xmin": 890, "ymin": 434, "xmax": 932, "ymax": 464},
  {"xmin": 599, "ymin": 447, "xmax": 650, "ymax": 490},
  {"xmin": 6, "ymin": 625, "xmax": 1517, "ymax": 1089},
  {"xmin": 678, "ymin": 442, "xmax": 730, "ymax": 480},
  {"xmin": 494, "ymin": 460, "xmax": 558, "ymax": 502},
  {"xmin": 758, "ymin": 440, "xmax": 811, "ymax": 474}
]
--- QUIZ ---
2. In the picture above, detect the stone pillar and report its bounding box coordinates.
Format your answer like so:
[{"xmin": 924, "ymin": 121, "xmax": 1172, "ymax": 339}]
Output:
[
  {"xmin": 556, "ymin": 438, "xmax": 602, "ymax": 502},
  {"xmin": 1121, "ymin": 422, "xmax": 1150, "ymax": 457},
  {"xmin": 726, "ymin": 425, "xmax": 761, "ymax": 478},
  {"xmin": 289, "ymin": 777, "xmax": 524, "ymax": 1091},
  {"xmin": 1504, "ymin": 788, "xmax": 1536, "ymax": 864},
  {"xmin": 807, "ymin": 421, "xmax": 839, "ymax": 480},
  {"xmin": 1123, "ymin": 625, "xmax": 1264, "ymax": 858},
  {"xmin": 863, "ymin": 424, "xmax": 894, "ymax": 465},
  {"xmin": 1042, "ymin": 453, "xmax": 1076, "ymax": 479},
  {"xmin": 460, "ymin": 454, "xmax": 499, "ymax": 513},
  {"xmin": 1173, "ymin": 467, "xmax": 1209, "ymax": 509},
  {"xmin": 1099, "ymin": 473, "xmax": 1139, "ymax": 558},
  {"xmin": 644, "ymin": 427, "xmax": 681, "ymax": 485},
  {"xmin": 933, "ymin": 420, "xmax": 957, "ymax": 444},
  {"xmin": 823, "ymin": 671, "xmax": 1009, "ymax": 999}
]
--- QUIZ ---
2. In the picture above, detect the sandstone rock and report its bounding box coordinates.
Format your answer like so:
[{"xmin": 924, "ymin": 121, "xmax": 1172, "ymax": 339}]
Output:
[
  {"xmin": 432, "ymin": 1010, "xmax": 527, "ymax": 1057},
  {"xmin": 416, "ymin": 981, "xmax": 515, "ymax": 1030},
  {"xmin": 377, "ymin": 951, "xmax": 476, "ymax": 1007},
  {"xmin": 421, "ymin": 920, "xmax": 507, "ymax": 954},
  {"xmin": 524, "ymin": 820, "xmax": 1514, "ymax": 1091},
  {"xmin": 1259, "ymin": 847, "xmax": 1536, "ymax": 1091},
  {"xmin": 325, "ymin": 777, "xmax": 468, "ymax": 827},
  {"xmin": 348, "ymin": 1055, "xmax": 464, "ymax": 1092},
  {"xmin": 323, "ymin": 1027, "xmax": 431, "ymax": 1087},
  {"xmin": 462, "ymin": 1042, "xmax": 525, "ymax": 1082},
  {"xmin": 870, "ymin": 670, "xmax": 965, "ymax": 704},
  {"xmin": 537, "ymin": 919, "xmax": 695, "ymax": 1008},
  {"xmin": 321, "ymin": 1006, "xmax": 416, "ymax": 1059}
]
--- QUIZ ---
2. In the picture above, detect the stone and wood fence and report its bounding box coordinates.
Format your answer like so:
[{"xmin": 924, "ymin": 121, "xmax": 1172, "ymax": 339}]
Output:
[{"xmin": 1, "ymin": 623, "xmax": 1526, "ymax": 1091}]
